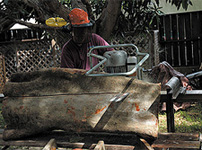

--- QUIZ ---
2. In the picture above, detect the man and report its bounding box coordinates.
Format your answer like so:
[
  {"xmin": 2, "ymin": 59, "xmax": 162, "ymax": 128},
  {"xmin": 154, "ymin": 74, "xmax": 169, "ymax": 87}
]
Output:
[{"xmin": 61, "ymin": 8, "xmax": 113, "ymax": 70}]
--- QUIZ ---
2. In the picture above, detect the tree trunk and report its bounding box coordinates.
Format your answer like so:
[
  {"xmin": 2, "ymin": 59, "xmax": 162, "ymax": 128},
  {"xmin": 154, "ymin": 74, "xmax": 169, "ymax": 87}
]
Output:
[{"xmin": 96, "ymin": 0, "xmax": 122, "ymax": 40}]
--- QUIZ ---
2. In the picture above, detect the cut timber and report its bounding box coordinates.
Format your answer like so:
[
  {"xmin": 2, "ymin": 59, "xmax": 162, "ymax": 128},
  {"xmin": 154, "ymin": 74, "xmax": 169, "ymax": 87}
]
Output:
[
  {"xmin": 0, "ymin": 130, "xmax": 137, "ymax": 149},
  {"xmin": 42, "ymin": 138, "xmax": 57, "ymax": 150},
  {"xmin": 2, "ymin": 68, "xmax": 160, "ymax": 141},
  {"xmin": 152, "ymin": 133, "xmax": 201, "ymax": 149},
  {"xmin": 140, "ymin": 139, "xmax": 154, "ymax": 150},
  {"xmin": 94, "ymin": 141, "xmax": 105, "ymax": 150}
]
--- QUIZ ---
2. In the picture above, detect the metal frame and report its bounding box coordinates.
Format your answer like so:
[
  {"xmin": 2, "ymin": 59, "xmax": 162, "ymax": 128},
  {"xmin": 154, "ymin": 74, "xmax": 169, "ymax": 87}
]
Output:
[{"xmin": 85, "ymin": 44, "xmax": 149, "ymax": 78}]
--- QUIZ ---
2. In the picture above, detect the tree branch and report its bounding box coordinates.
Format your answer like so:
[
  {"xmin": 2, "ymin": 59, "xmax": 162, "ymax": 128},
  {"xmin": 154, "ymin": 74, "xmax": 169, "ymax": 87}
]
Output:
[
  {"xmin": 14, "ymin": 19, "xmax": 61, "ymax": 30},
  {"xmin": 96, "ymin": 0, "xmax": 122, "ymax": 40},
  {"xmin": 71, "ymin": 0, "xmax": 87, "ymax": 11},
  {"xmin": 81, "ymin": 0, "xmax": 95, "ymax": 20},
  {"xmin": 41, "ymin": 0, "xmax": 70, "ymax": 21}
]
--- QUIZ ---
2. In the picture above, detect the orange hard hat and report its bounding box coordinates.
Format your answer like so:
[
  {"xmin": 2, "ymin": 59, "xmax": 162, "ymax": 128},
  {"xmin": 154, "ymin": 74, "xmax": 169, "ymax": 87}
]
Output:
[{"xmin": 69, "ymin": 8, "xmax": 92, "ymax": 27}]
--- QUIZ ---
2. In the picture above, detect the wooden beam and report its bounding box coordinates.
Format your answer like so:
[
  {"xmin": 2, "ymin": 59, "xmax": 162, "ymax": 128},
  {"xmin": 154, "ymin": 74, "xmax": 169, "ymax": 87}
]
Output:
[
  {"xmin": 139, "ymin": 139, "xmax": 154, "ymax": 150},
  {"xmin": 158, "ymin": 133, "xmax": 200, "ymax": 141},
  {"xmin": 42, "ymin": 139, "xmax": 57, "ymax": 150},
  {"xmin": 152, "ymin": 140, "xmax": 200, "ymax": 149},
  {"xmin": 0, "ymin": 131, "xmax": 137, "ymax": 149},
  {"xmin": 152, "ymin": 133, "xmax": 201, "ymax": 149},
  {"xmin": 94, "ymin": 141, "xmax": 105, "ymax": 150}
]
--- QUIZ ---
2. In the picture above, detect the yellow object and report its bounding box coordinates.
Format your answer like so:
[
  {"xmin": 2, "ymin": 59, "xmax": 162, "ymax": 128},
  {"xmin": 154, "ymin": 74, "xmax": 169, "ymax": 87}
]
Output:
[{"xmin": 45, "ymin": 17, "xmax": 67, "ymax": 27}]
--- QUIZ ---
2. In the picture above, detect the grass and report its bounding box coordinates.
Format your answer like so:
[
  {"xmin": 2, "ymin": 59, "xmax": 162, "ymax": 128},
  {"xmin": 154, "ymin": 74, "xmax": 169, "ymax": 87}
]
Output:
[{"xmin": 159, "ymin": 102, "xmax": 202, "ymax": 133}]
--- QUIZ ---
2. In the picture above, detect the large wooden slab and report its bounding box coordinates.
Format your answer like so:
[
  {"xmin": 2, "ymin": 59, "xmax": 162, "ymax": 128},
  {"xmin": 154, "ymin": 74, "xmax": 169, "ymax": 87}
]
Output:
[{"xmin": 2, "ymin": 68, "xmax": 160, "ymax": 141}]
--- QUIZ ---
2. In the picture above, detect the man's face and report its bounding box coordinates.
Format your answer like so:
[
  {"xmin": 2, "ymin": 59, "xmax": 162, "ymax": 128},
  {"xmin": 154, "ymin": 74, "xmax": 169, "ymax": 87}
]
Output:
[{"xmin": 72, "ymin": 27, "xmax": 91, "ymax": 44}]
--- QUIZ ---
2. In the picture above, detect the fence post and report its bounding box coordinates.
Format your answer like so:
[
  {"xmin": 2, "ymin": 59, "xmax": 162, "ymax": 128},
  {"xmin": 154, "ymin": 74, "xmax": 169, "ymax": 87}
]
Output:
[{"xmin": 149, "ymin": 30, "xmax": 160, "ymax": 68}]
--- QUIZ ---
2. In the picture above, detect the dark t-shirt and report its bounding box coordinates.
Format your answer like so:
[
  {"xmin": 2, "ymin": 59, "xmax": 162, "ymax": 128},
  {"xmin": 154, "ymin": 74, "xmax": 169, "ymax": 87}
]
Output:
[{"xmin": 60, "ymin": 33, "xmax": 113, "ymax": 70}]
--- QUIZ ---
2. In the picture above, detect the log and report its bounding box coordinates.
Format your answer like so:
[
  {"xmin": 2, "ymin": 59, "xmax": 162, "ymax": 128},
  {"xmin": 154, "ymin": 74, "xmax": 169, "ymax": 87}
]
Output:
[{"xmin": 2, "ymin": 68, "xmax": 161, "ymax": 141}]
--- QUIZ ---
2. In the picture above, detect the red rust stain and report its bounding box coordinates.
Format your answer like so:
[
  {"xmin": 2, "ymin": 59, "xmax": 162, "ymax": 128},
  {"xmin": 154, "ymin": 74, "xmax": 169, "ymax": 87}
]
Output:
[
  {"xmin": 82, "ymin": 118, "xmax": 87, "ymax": 122},
  {"xmin": 134, "ymin": 103, "xmax": 140, "ymax": 111},
  {"xmin": 95, "ymin": 106, "xmax": 107, "ymax": 114},
  {"xmin": 143, "ymin": 108, "xmax": 146, "ymax": 111},
  {"xmin": 155, "ymin": 120, "xmax": 158, "ymax": 126},
  {"xmin": 67, "ymin": 109, "xmax": 75, "ymax": 116},
  {"xmin": 64, "ymin": 99, "xmax": 68, "ymax": 103},
  {"xmin": 19, "ymin": 106, "xmax": 24, "ymax": 109},
  {"xmin": 71, "ymin": 106, "xmax": 75, "ymax": 110},
  {"xmin": 109, "ymin": 103, "xmax": 114, "ymax": 108}
]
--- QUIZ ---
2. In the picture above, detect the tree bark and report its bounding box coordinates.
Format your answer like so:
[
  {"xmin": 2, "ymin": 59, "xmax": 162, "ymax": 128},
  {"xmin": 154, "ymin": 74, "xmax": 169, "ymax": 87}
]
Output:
[
  {"xmin": 96, "ymin": 0, "xmax": 122, "ymax": 40},
  {"xmin": 41, "ymin": 0, "xmax": 70, "ymax": 21}
]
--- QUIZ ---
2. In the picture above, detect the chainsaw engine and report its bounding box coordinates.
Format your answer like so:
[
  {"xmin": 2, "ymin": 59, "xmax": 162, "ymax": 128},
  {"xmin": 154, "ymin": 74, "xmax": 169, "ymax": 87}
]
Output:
[
  {"xmin": 85, "ymin": 44, "xmax": 149, "ymax": 78},
  {"xmin": 104, "ymin": 50, "xmax": 137, "ymax": 73}
]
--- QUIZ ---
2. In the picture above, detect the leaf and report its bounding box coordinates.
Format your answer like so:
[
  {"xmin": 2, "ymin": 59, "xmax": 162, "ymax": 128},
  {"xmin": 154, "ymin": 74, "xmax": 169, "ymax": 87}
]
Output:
[
  {"xmin": 155, "ymin": 0, "xmax": 159, "ymax": 6},
  {"xmin": 142, "ymin": 0, "xmax": 149, "ymax": 7},
  {"xmin": 182, "ymin": 0, "xmax": 188, "ymax": 10}
]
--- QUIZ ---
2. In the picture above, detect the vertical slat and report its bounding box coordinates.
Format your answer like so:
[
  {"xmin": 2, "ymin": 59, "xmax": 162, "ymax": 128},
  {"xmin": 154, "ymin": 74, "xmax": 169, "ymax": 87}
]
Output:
[
  {"xmin": 192, "ymin": 12, "xmax": 200, "ymax": 66},
  {"xmin": 172, "ymin": 14, "xmax": 179, "ymax": 66},
  {"xmin": 159, "ymin": 15, "xmax": 166, "ymax": 62},
  {"xmin": 170, "ymin": 15, "xmax": 174, "ymax": 66},
  {"xmin": 183, "ymin": 14, "xmax": 188, "ymax": 66},
  {"xmin": 12, "ymin": 30, "xmax": 17, "ymax": 40},
  {"xmin": 199, "ymin": 12, "xmax": 202, "ymax": 64},
  {"xmin": 165, "ymin": 15, "xmax": 172, "ymax": 65},
  {"xmin": 176, "ymin": 14, "xmax": 181, "ymax": 66},
  {"xmin": 190, "ymin": 13, "xmax": 195, "ymax": 66},
  {"xmin": 178, "ymin": 14, "xmax": 186, "ymax": 66},
  {"xmin": 185, "ymin": 13, "xmax": 192, "ymax": 66}
]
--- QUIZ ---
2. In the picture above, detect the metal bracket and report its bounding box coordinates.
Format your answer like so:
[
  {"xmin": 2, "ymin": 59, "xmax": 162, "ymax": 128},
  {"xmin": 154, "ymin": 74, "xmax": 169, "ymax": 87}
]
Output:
[{"xmin": 165, "ymin": 76, "xmax": 186, "ymax": 99}]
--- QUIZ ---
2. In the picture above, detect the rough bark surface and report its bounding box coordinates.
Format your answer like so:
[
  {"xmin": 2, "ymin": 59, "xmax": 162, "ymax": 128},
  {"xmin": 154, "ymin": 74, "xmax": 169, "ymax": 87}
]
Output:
[
  {"xmin": 2, "ymin": 68, "xmax": 160, "ymax": 142},
  {"xmin": 96, "ymin": 0, "xmax": 122, "ymax": 40}
]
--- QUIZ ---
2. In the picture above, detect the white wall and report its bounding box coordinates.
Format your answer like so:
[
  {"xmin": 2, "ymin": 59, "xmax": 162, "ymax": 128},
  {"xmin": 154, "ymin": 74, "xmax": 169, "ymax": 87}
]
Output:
[{"xmin": 155, "ymin": 0, "xmax": 202, "ymax": 14}]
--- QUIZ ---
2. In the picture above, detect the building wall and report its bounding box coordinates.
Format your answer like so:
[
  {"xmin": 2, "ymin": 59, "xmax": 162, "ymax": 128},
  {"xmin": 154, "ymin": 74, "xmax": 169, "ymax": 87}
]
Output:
[{"xmin": 153, "ymin": 0, "xmax": 202, "ymax": 14}]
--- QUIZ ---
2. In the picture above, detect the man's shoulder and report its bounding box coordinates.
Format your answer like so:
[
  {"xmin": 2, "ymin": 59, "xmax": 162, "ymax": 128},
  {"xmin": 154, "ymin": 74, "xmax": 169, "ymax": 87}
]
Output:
[
  {"xmin": 92, "ymin": 33, "xmax": 101, "ymax": 38},
  {"xmin": 91, "ymin": 33, "xmax": 105, "ymax": 41}
]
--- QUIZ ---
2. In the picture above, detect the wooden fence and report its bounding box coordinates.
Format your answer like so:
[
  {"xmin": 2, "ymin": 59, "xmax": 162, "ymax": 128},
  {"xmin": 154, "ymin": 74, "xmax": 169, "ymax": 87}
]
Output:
[
  {"xmin": 159, "ymin": 11, "xmax": 202, "ymax": 68},
  {"xmin": 0, "ymin": 29, "xmax": 43, "ymax": 41},
  {"xmin": 0, "ymin": 54, "xmax": 6, "ymax": 93}
]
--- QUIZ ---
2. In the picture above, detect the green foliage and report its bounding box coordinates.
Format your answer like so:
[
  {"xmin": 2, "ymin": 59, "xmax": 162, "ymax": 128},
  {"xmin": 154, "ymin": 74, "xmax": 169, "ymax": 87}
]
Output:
[
  {"xmin": 1, "ymin": 0, "xmax": 37, "ymax": 22},
  {"xmin": 90, "ymin": 0, "xmax": 106, "ymax": 18},
  {"xmin": 0, "ymin": 0, "xmax": 193, "ymax": 36},
  {"xmin": 113, "ymin": 1, "xmax": 164, "ymax": 36},
  {"xmin": 166, "ymin": 0, "xmax": 193, "ymax": 10}
]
